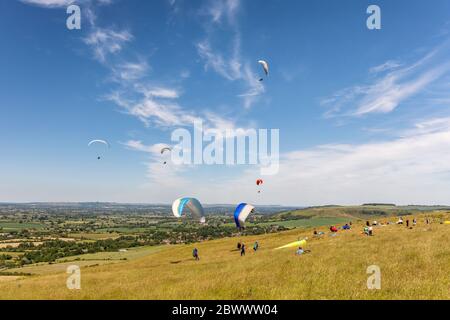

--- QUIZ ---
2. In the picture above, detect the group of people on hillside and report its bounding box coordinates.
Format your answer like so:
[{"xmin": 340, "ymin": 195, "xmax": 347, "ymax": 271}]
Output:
[
  {"xmin": 192, "ymin": 241, "xmax": 261, "ymax": 261},
  {"xmin": 236, "ymin": 241, "xmax": 259, "ymax": 256},
  {"xmin": 191, "ymin": 217, "xmax": 439, "ymax": 261}
]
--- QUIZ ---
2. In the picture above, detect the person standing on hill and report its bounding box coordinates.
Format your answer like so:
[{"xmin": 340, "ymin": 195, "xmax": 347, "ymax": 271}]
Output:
[
  {"xmin": 237, "ymin": 242, "xmax": 242, "ymax": 250},
  {"xmin": 253, "ymin": 241, "xmax": 259, "ymax": 252},
  {"xmin": 193, "ymin": 248, "xmax": 199, "ymax": 261},
  {"xmin": 406, "ymin": 220, "xmax": 410, "ymax": 228},
  {"xmin": 241, "ymin": 243, "xmax": 246, "ymax": 256},
  {"xmin": 413, "ymin": 218, "xmax": 417, "ymax": 226}
]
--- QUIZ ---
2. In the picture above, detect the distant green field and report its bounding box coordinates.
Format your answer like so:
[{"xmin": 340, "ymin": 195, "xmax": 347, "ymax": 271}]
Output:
[
  {"xmin": 0, "ymin": 222, "xmax": 45, "ymax": 231},
  {"xmin": 95, "ymin": 227, "xmax": 154, "ymax": 233},
  {"xmin": 68, "ymin": 233, "xmax": 121, "ymax": 240}
]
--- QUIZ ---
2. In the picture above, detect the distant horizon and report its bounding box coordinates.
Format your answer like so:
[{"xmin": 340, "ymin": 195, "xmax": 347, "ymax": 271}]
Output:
[{"xmin": 2, "ymin": 201, "xmax": 450, "ymax": 208}]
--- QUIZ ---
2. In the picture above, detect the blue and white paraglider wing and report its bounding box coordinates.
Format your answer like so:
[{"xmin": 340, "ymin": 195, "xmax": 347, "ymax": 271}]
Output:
[
  {"xmin": 234, "ymin": 203, "xmax": 255, "ymax": 229},
  {"xmin": 172, "ymin": 197, "xmax": 206, "ymax": 223}
]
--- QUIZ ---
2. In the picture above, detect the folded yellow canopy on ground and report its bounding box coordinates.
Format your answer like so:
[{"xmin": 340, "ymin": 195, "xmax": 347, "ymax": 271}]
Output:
[{"xmin": 275, "ymin": 239, "xmax": 307, "ymax": 250}]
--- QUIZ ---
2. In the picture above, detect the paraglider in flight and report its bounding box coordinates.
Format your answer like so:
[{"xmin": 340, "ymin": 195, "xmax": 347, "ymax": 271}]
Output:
[
  {"xmin": 258, "ymin": 60, "xmax": 269, "ymax": 81},
  {"xmin": 161, "ymin": 147, "xmax": 172, "ymax": 165},
  {"xmin": 88, "ymin": 140, "xmax": 110, "ymax": 160},
  {"xmin": 161, "ymin": 147, "xmax": 172, "ymax": 154},
  {"xmin": 256, "ymin": 179, "xmax": 264, "ymax": 193},
  {"xmin": 172, "ymin": 197, "xmax": 206, "ymax": 224},
  {"xmin": 233, "ymin": 203, "xmax": 255, "ymax": 230}
]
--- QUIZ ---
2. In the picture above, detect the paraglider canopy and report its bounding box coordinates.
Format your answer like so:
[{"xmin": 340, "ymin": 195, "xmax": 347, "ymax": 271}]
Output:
[
  {"xmin": 172, "ymin": 197, "xmax": 206, "ymax": 224},
  {"xmin": 258, "ymin": 60, "xmax": 269, "ymax": 76},
  {"xmin": 88, "ymin": 139, "xmax": 110, "ymax": 160},
  {"xmin": 160, "ymin": 147, "xmax": 172, "ymax": 154},
  {"xmin": 275, "ymin": 239, "xmax": 307, "ymax": 250},
  {"xmin": 234, "ymin": 203, "xmax": 255, "ymax": 229},
  {"xmin": 88, "ymin": 139, "xmax": 110, "ymax": 147},
  {"xmin": 161, "ymin": 147, "xmax": 172, "ymax": 165},
  {"xmin": 256, "ymin": 179, "xmax": 264, "ymax": 194}
]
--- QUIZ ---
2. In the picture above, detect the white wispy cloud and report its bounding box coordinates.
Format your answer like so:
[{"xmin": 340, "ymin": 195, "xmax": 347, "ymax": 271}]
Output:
[
  {"xmin": 369, "ymin": 60, "xmax": 402, "ymax": 74},
  {"xmin": 196, "ymin": 0, "xmax": 265, "ymax": 109},
  {"xmin": 123, "ymin": 140, "xmax": 164, "ymax": 154},
  {"xmin": 84, "ymin": 28, "xmax": 133, "ymax": 63},
  {"xmin": 323, "ymin": 44, "xmax": 450, "ymax": 117},
  {"xmin": 196, "ymin": 39, "xmax": 241, "ymax": 81},
  {"xmin": 123, "ymin": 140, "xmax": 191, "ymax": 190},
  {"xmin": 198, "ymin": 116, "xmax": 450, "ymax": 206},
  {"xmin": 136, "ymin": 86, "xmax": 180, "ymax": 99},
  {"xmin": 238, "ymin": 64, "xmax": 265, "ymax": 109},
  {"xmin": 20, "ymin": 0, "xmax": 112, "ymax": 8},
  {"xmin": 20, "ymin": 0, "xmax": 75, "ymax": 7},
  {"xmin": 111, "ymin": 61, "xmax": 149, "ymax": 82},
  {"xmin": 205, "ymin": 0, "xmax": 240, "ymax": 24}
]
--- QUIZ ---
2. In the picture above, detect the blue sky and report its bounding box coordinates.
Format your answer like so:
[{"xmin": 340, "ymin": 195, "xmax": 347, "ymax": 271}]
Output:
[{"xmin": 2, "ymin": 0, "xmax": 450, "ymax": 205}]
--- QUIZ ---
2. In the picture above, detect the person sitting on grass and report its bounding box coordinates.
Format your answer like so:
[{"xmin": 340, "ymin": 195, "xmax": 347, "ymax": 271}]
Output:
[
  {"xmin": 296, "ymin": 247, "xmax": 311, "ymax": 255},
  {"xmin": 330, "ymin": 226, "xmax": 338, "ymax": 233},
  {"xmin": 313, "ymin": 229, "xmax": 325, "ymax": 238},
  {"xmin": 364, "ymin": 227, "xmax": 369, "ymax": 236}
]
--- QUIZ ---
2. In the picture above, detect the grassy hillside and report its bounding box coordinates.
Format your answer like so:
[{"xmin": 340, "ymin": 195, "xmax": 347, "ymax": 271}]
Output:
[
  {"xmin": 1, "ymin": 214, "xmax": 450, "ymax": 300},
  {"xmin": 274, "ymin": 205, "xmax": 450, "ymax": 220}
]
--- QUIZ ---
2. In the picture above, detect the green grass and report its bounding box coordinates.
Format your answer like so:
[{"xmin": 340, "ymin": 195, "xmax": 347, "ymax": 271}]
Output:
[
  {"xmin": 56, "ymin": 246, "xmax": 165, "ymax": 262},
  {"xmin": 2, "ymin": 246, "xmax": 165, "ymax": 276},
  {"xmin": 6, "ymin": 260, "xmax": 122, "ymax": 275},
  {"xmin": 95, "ymin": 227, "xmax": 154, "ymax": 234},
  {"xmin": 68, "ymin": 233, "xmax": 121, "ymax": 240},
  {"xmin": 0, "ymin": 222, "xmax": 46, "ymax": 231}
]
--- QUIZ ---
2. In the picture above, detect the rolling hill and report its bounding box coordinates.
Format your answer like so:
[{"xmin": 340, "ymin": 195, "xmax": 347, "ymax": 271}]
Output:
[{"xmin": 1, "ymin": 213, "xmax": 450, "ymax": 300}]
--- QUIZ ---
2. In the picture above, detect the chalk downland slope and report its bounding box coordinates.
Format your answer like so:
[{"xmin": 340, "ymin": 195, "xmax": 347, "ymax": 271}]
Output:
[{"xmin": 1, "ymin": 218, "xmax": 450, "ymax": 300}]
